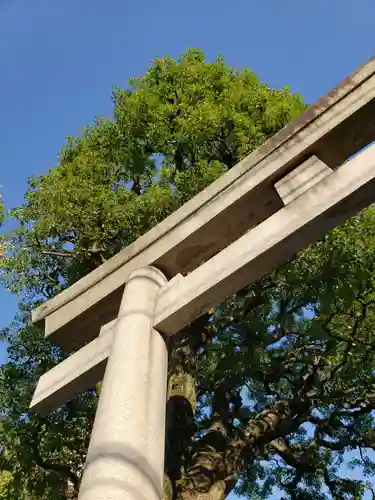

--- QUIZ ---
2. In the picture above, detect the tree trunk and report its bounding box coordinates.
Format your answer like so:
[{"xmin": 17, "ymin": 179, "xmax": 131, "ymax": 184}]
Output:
[
  {"xmin": 178, "ymin": 481, "xmax": 227, "ymax": 500},
  {"xmin": 164, "ymin": 316, "xmax": 210, "ymax": 499}
]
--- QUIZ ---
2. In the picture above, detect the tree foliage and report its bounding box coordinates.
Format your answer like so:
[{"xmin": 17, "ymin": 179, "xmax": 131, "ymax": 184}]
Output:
[{"xmin": 1, "ymin": 49, "xmax": 375, "ymax": 499}]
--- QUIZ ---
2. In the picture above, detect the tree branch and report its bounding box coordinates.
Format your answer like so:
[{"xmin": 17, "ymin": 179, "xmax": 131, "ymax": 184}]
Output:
[
  {"xmin": 33, "ymin": 455, "xmax": 80, "ymax": 494},
  {"xmin": 28, "ymin": 421, "xmax": 80, "ymax": 494},
  {"xmin": 41, "ymin": 250, "xmax": 75, "ymax": 259},
  {"xmin": 270, "ymin": 438, "xmax": 316, "ymax": 473}
]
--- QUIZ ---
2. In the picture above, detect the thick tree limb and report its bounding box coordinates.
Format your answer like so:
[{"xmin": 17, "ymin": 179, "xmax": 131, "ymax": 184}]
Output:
[{"xmin": 270, "ymin": 438, "xmax": 316, "ymax": 473}]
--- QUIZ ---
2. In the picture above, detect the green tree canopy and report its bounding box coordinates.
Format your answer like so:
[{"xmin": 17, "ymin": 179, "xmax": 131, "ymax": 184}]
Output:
[{"xmin": 1, "ymin": 49, "xmax": 375, "ymax": 500}]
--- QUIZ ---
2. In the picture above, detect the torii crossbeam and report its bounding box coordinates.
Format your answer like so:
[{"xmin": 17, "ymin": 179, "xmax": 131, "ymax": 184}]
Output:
[{"xmin": 30, "ymin": 56, "xmax": 375, "ymax": 500}]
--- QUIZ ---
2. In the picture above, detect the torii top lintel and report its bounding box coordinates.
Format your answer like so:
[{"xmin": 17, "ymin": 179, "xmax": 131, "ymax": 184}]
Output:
[{"xmin": 32, "ymin": 55, "xmax": 375, "ymax": 352}]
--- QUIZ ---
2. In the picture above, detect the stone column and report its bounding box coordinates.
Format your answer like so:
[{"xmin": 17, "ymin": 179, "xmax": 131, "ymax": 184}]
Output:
[{"xmin": 78, "ymin": 266, "xmax": 168, "ymax": 500}]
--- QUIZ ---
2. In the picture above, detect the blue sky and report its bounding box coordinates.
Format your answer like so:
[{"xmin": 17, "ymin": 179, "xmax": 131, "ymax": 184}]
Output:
[{"xmin": 1, "ymin": 0, "xmax": 375, "ymax": 497}]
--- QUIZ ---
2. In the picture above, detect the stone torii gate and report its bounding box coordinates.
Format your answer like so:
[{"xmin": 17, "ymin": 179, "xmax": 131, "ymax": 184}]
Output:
[{"xmin": 30, "ymin": 56, "xmax": 375, "ymax": 500}]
